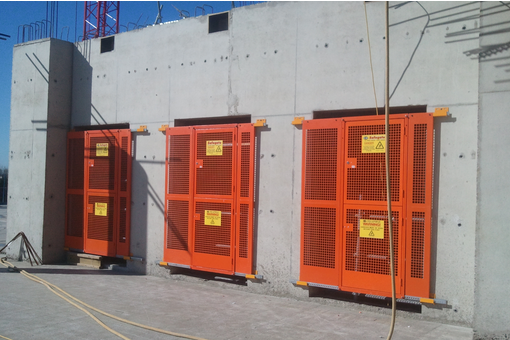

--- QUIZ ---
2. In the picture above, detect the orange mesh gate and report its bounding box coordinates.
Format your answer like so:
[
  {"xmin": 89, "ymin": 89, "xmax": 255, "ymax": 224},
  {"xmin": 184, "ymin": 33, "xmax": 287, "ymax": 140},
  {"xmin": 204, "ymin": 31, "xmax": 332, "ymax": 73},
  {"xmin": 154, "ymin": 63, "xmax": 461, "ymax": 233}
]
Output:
[
  {"xmin": 164, "ymin": 124, "xmax": 256, "ymax": 275},
  {"xmin": 300, "ymin": 113, "xmax": 433, "ymax": 299},
  {"xmin": 65, "ymin": 129, "xmax": 132, "ymax": 257}
]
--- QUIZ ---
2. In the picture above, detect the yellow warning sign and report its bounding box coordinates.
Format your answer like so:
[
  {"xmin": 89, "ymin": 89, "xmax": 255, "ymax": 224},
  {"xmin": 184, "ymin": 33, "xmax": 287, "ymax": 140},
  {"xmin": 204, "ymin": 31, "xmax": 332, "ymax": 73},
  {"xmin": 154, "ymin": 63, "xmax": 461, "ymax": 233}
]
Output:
[
  {"xmin": 95, "ymin": 202, "xmax": 107, "ymax": 216},
  {"xmin": 206, "ymin": 141, "xmax": 223, "ymax": 156},
  {"xmin": 204, "ymin": 210, "xmax": 222, "ymax": 226},
  {"xmin": 362, "ymin": 135, "xmax": 386, "ymax": 153},
  {"xmin": 360, "ymin": 219, "xmax": 384, "ymax": 239},
  {"xmin": 96, "ymin": 143, "xmax": 109, "ymax": 157}
]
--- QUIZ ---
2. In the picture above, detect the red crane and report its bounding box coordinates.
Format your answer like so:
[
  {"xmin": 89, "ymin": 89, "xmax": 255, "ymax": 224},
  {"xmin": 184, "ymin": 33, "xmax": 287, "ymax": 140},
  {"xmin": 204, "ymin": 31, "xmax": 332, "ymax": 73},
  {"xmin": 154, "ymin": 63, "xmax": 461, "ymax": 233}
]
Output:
[{"xmin": 83, "ymin": 1, "xmax": 120, "ymax": 40}]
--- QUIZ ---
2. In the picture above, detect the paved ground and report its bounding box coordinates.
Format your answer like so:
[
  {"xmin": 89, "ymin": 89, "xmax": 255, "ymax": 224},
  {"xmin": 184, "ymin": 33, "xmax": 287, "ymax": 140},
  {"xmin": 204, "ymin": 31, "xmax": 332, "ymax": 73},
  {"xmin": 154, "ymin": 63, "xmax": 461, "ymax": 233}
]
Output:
[{"xmin": 0, "ymin": 259, "xmax": 473, "ymax": 340}]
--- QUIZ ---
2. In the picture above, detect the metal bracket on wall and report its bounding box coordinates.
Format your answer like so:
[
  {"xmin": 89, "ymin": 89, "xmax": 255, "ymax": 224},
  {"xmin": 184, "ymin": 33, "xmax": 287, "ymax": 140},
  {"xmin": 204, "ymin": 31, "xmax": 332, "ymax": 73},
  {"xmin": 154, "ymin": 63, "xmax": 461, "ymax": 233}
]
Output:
[
  {"xmin": 136, "ymin": 125, "xmax": 148, "ymax": 132},
  {"xmin": 292, "ymin": 117, "xmax": 305, "ymax": 125},
  {"xmin": 158, "ymin": 124, "xmax": 169, "ymax": 133},
  {"xmin": 433, "ymin": 107, "xmax": 450, "ymax": 117},
  {"xmin": 254, "ymin": 119, "xmax": 267, "ymax": 127}
]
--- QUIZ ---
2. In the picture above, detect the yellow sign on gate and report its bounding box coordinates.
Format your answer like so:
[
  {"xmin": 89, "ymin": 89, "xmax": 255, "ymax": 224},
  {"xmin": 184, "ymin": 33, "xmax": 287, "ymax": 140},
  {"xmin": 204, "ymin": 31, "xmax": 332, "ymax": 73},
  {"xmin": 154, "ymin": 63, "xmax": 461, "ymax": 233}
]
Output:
[
  {"xmin": 360, "ymin": 219, "xmax": 384, "ymax": 239},
  {"xmin": 206, "ymin": 140, "xmax": 223, "ymax": 156},
  {"xmin": 204, "ymin": 210, "xmax": 222, "ymax": 226},
  {"xmin": 96, "ymin": 143, "xmax": 109, "ymax": 157},
  {"xmin": 361, "ymin": 135, "xmax": 386, "ymax": 153},
  {"xmin": 95, "ymin": 202, "xmax": 108, "ymax": 216}
]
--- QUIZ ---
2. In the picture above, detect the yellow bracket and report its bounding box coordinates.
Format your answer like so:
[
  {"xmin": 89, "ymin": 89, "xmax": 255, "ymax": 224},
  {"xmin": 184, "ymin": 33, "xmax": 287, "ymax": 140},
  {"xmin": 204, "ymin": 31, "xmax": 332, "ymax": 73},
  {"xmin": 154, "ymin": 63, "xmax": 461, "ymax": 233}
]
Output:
[
  {"xmin": 245, "ymin": 274, "xmax": 256, "ymax": 279},
  {"xmin": 296, "ymin": 281, "xmax": 308, "ymax": 287},
  {"xmin": 137, "ymin": 125, "xmax": 148, "ymax": 132},
  {"xmin": 158, "ymin": 124, "xmax": 169, "ymax": 132},
  {"xmin": 254, "ymin": 119, "xmax": 267, "ymax": 127},
  {"xmin": 159, "ymin": 261, "xmax": 168, "ymax": 267},
  {"xmin": 420, "ymin": 298, "xmax": 435, "ymax": 304},
  {"xmin": 292, "ymin": 117, "xmax": 305, "ymax": 125},
  {"xmin": 433, "ymin": 107, "xmax": 449, "ymax": 117}
]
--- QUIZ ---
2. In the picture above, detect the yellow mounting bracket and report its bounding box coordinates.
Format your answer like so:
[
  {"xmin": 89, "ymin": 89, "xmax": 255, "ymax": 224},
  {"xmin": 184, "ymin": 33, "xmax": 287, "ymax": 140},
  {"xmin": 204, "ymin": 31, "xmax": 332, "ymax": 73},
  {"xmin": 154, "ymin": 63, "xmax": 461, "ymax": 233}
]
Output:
[
  {"xmin": 158, "ymin": 124, "xmax": 169, "ymax": 132},
  {"xmin": 292, "ymin": 117, "xmax": 305, "ymax": 125},
  {"xmin": 433, "ymin": 107, "xmax": 449, "ymax": 117},
  {"xmin": 137, "ymin": 125, "xmax": 148, "ymax": 132},
  {"xmin": 254, "ymin": 119, "xmax": 267, "ymax": 127}
]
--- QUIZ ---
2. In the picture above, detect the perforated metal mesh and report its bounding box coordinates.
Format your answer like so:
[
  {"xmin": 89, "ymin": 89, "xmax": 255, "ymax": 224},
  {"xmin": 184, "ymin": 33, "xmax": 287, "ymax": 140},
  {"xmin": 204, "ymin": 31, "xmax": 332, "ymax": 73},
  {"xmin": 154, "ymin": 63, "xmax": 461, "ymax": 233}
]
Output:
[
  {"xmin": 303, "ymin": 207, "xmax": 336, "ymax": 268},
  {"xmin": 411, "ymin": 212, "xmax": 425, "ymax": 278},
  {"xmin": 412, "ymin": 124, "xmax": 427, "ymax": 204},
  {"xmin": 346, "ymin": 124, "xmax": 401, "ymax": 202},
  {"xmin": 240, "ymin": 132, "xmax": 251, "ymax": 198},
  {"xmin": 196, "ymin": 132, "xmax": 233, "ymax": 196},
  {"xmin": 239, "ymin": 203, "xmax": 249, "ymax": 258},
  {"xmin": 68, "ymin": 138, "xmax": 84, "ymax": 190},
  {"xmin": 87, "ymin": 196, "xmax": 114, "ymax": 241},
  {"xmin": 119, "ymin": 197, "xmax": 126, "ymax": 243},
  {"xmin": 304, "ymin": 128, "xmax": 338, "ymax": 201},
  {"xmin": 67, "ymin": 194, "xmax": 83, "ymax": 237},
  {"xmin": 194, "ymin": 202, "xmax": 231, "ymax": 256},
  {"xmin": 167, "ymin": 200, "xmax": 189, "ymax": 250},
  {"xmin": 120, "ymin": 136, "xmax": 129, "ymax": 192},
  {"xmin": 345, "ymin": 209, "xmax": 399, "ymax": 275},
  {"xmin": 168, "ymin": 135, "xmax": 191, "ymax": 195},
  {"xmin": 89, "ymin": 137, "xmax": 116, "ymax": 190}
]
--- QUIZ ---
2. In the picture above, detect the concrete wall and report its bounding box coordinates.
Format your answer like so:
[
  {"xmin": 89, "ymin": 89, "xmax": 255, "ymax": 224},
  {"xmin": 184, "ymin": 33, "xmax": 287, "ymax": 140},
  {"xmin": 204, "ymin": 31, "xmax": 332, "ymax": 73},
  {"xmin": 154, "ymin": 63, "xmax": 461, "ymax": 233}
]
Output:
[
  {"xmin": 9, "ymin": 1, "xmax": 510, "ymax": 336},
  {"xmin": 474, "ymin": 2, "xmax": 510, "ymax": 339},
  {"xmin": 7, "ymin": 39, "xmax": 73, "ymax": 263}
]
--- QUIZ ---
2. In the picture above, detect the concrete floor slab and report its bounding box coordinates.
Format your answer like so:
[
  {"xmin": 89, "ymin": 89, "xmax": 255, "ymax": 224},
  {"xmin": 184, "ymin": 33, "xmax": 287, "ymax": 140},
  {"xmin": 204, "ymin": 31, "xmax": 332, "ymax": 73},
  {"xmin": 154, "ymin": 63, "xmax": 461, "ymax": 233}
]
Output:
[{"xmin": 0, "ymin": 261, "xmax": 473, "ymax": 340}]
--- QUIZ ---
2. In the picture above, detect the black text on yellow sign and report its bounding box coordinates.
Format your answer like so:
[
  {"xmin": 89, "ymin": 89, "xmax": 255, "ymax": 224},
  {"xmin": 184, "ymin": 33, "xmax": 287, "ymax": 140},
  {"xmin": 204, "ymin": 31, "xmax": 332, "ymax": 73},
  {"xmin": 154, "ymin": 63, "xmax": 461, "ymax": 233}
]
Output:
[
  {"xmin": 96, "ymin": 143, "xmax": 109, "ymax": 157},
  {"xmin": 206, "ymin": 140, "xmax": 223, "ymax": 156},
  {"xmin": 204, "ymin": 210, "xmax": 222, "ymax": 226},
  {"xmin": 95, "ymin": 202, "xmax": 108, "ymax": 216},
  {"xmin": 360, "ymin": 219, "xmax": 384, "ymax": 239},
  {"xmin": 361, "ymin": 135, "xmax": 386, "ymax": 153}
]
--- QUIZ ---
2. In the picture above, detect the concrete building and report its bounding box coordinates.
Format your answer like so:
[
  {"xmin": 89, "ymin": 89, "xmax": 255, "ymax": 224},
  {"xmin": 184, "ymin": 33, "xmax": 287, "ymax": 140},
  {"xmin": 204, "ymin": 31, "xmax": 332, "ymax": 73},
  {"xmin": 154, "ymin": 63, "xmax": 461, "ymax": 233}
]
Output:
[{"xmin": 6, "ymin": 2, "xmax": 510, "ymax": 339}]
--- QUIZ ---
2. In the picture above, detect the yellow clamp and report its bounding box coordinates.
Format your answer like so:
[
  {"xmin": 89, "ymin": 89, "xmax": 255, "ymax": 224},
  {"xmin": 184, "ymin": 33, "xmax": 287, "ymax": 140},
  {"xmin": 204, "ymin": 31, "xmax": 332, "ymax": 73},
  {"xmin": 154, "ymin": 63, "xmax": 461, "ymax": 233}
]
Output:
[
  {"xmin": 159, "ymin": 261, "xmax": 168, "ymax": 267},
  {"xmin": 420, "ymin": 298, "xmax": 435, "ymax": 304},
  {"xmin": 296, "ymin": 281, "xmax": 308, "ymax": 287},
  {"xmin": 254, "ymin": 119, "xmax": 267, "ymax": 127},
  {"xmin": 433, "ymin": 107, "xmax": 449, "ymax": 117},
  {"xmin": 159, "ymin": 124, "xmax": 169, "ymax": 132},
  {"xmin": 137, "ymin": 125, "xmax": 148, "ymax": 132},
  {"xmin": 292, "ymin": 117, "xmax": 305, "ymax": 125}
]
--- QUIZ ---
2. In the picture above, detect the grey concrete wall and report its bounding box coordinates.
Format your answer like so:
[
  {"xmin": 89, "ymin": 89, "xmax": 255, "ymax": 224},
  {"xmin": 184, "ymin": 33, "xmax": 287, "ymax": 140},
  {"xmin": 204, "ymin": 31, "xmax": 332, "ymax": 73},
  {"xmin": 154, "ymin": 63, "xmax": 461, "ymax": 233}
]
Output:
[
  {"xmin": 7, "ymin": 39, "xmax": 73, "ymax": 263},
  {"xmin": 10, "ymin": 0, "xmax": 499, "ymax": 331},
  {"xmin": 474, "ymin": 2, "xmax": 510, "ymax": 339}
]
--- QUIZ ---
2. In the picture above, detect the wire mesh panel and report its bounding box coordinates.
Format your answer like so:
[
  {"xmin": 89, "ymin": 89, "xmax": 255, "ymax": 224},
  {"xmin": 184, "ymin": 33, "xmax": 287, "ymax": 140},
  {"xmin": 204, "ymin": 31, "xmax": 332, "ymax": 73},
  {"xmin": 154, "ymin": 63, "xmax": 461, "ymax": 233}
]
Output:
[
  {"xmin": 300, "ymin": 119, "xmax": 341, "ymax": 286},
  {"xmin": 164, "ymin": 127, "xmax": 194, "ymax": 266},
  {"xmin": 87, "ymin": 195, "xmax": 115, "ymax": 242},
  {"xmin": 195, "ymin": 130, "xmax": 234, "ymax": 197},
  {"xmin": 345, "ymin": 122, "xmax": 403, "ymax": 204},
  {"xmin": 405, "ymin": 114, "xmax": 433, "ymax": 298},
  {"xmin": 88, "ymin": 136, "xmax": 117, "ymax": 191},
  {"xmin": 65, "ymin": 132, "xmax": 85, "ymax": 251}
]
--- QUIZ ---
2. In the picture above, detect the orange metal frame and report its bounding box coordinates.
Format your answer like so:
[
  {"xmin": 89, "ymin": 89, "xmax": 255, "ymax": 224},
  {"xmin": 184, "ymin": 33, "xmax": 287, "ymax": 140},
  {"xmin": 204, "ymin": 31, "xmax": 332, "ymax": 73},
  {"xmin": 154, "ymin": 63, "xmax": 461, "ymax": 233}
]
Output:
[
  {"xmin": 300, "ymin": 113, "xmax": 433, "ymax": 298},
  {"xmin": 65, "ymin": 129, "xmax": 132, "ymax": 257},
  {"xmin": 163, "ymin": 124, "xmax": 256, "ymax": 275}
]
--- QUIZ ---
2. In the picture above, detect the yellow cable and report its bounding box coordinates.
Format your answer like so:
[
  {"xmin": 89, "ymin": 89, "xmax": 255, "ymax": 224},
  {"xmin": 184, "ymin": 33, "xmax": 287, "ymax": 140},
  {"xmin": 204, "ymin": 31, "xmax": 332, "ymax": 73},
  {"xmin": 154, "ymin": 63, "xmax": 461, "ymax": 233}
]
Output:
[
  {"xmin": 364, "ymin": 1, "xmax": 380, "ymax": 116},
  {"xmin": 0, "ymin": 335, "xmax": 13, "ymax": 340},
  {"xmin": 1, "ymin": 259, "xmax": 208, "ymax": 340}
]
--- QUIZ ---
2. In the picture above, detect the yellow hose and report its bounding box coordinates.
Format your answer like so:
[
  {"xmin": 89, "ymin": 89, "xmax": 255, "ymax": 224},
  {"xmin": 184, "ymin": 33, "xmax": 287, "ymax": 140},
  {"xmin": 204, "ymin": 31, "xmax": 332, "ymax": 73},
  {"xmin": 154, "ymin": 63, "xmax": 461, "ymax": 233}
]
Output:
[{"xmin": 1, "ymin": 259, "xmax": 208, "ymax": 340}]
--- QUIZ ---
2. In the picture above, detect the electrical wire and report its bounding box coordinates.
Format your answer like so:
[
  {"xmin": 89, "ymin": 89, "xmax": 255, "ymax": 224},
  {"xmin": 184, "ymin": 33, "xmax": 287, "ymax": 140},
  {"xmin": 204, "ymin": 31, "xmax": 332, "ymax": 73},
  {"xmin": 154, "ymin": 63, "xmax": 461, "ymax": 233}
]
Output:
[
  {"xmin": 0, "ymin": 334, "xmax": 13, "ymax": 340},
  {"xmin": 364, "ymin": 1, "xmax": 380, "ymax": 115},
  {"xmin": 0, "ymin": 258, "xmax": 208, "ymax": 340},
  {"xmin": 384, "ymin": 2, "xmax": 396, "ymax": 340}
]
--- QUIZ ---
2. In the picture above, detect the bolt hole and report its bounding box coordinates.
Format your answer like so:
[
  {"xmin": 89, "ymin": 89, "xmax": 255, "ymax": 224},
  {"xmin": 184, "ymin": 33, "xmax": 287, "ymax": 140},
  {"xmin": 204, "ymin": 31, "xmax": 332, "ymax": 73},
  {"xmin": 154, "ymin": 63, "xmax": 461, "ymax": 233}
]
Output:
[
  {"xmin": 359, "ymin": 38, "xmax": 363, "ymax": 43},
  {"xmin": 274, "ymin": 50, "xmax": 278, "ymax": 54},
  {"xmin": 458, "ymin": 223, "xmax": 462, "ymax": 227},
  {"xmin": 270, "ymin": 210, "xmax": 274, "ymax": 213},
  {"xmin": 271, "ymin": 154, "xmax": 275, "ymax": 158},
  {"xmin": 325, "ymin": 43, "xmax": 328, "ymax": 48}
]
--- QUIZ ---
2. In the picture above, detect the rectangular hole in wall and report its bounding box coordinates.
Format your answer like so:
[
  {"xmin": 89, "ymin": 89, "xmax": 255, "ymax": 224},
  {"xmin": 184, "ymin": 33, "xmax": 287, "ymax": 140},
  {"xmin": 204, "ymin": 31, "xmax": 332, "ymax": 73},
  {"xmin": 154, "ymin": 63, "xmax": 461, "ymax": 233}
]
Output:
[
  {"xmin": 101, "ymin": 36, "xmax": 115, "ymax": 53},
  {"xmin": 313, "ymin": 105, "xmax": 428, "ymax": 119},
  {"xmin": 175, "ymin": 115, "xmax": 251, "ymax": 127},
  {"xmin": 209, "ymin": 12, "xmax": 229, "ymax": 33}
]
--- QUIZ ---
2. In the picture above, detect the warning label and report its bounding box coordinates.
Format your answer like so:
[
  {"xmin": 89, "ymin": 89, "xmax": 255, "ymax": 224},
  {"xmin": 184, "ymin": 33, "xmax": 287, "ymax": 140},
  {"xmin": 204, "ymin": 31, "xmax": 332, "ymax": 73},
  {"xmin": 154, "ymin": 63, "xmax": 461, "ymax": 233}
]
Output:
[
  {"xmin": 96, "ymin": 143, "xmax": 109, "ymax": 157},
  {"xmin": 95, "ymin": 202, "xmax": 107, "ymax": 216},
  {"xmin": 360, "ymin": 219, "xmax": 384, "ymax": 239},
  {"xmin": 206, "ymin": 140, "xmax": 223, "ymax": 156},
  {"xmin": 204, "ymin": 210, "xmax": 222, "ymax": 226},
  {"xmin": 361, "ymin": 135, "xmax": 386, "ymax": 153}
]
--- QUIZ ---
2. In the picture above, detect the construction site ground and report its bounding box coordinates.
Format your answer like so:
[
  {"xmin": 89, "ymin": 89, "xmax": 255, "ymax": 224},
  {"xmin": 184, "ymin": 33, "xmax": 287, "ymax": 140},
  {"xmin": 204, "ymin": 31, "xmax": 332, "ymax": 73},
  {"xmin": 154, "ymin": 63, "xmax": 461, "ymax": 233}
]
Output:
[{"xmin": 0, "ymin": 206, "xmax": 473, "ymax": 340}]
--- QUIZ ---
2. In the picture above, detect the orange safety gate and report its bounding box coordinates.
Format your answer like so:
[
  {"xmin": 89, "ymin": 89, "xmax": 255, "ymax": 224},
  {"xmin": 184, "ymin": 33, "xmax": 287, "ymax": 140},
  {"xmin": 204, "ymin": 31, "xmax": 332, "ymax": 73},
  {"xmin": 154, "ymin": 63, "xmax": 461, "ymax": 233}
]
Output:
[
  {"xmin": 65, "ymin": 129, "xmax": 132, "ymax": 257},
  {"xmin": 300, "ymin": 113, "xmax": 433, "ymax": 299},
  {"xmin": 164, "ymin": 124, "xmax": 256, "ymax": 275}
]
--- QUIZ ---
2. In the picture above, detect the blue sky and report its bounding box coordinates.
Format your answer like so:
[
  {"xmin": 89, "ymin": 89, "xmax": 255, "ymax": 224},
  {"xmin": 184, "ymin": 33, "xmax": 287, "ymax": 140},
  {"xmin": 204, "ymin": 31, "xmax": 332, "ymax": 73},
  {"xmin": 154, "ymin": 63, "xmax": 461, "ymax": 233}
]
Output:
[{"xmin": 0, "ymin": 1, "xmax": 236, "ymax": 169}]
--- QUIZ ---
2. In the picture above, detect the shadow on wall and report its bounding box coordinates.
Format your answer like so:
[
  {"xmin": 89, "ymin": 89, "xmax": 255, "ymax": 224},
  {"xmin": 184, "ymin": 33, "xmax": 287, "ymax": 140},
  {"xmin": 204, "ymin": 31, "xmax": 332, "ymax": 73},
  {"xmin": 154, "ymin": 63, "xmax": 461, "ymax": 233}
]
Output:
[{"xmin": 72, "ymin": 41, "xmax": 93, "ymax": 126}]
